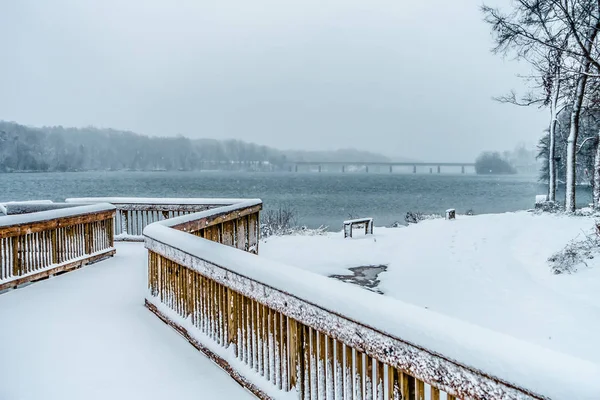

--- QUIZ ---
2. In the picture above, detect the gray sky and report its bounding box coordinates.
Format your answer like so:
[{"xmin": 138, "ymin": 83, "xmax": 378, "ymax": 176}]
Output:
[{"xmin": 0, "ymin": 0, "xmax": 546, "ymax": 162}]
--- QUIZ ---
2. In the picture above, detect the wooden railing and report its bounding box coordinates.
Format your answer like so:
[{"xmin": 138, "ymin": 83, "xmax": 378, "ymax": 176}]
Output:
[
  {"xmin": 66, "ymin": 197, "xmax": 254, "ymax": 241},
  {"xmin": 144, "ymin": 200, "xmax": 595, "ymax": 400},
  {"xmin": 0, "ymin": 203, "xmax": 116, "ymax": 291}
]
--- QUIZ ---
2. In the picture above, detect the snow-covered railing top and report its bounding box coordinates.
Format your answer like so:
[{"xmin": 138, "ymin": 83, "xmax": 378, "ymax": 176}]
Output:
[
  {"xmin": 342, "ymin": 217, "xmax": 373, "ymax": 224},
  {"xmin": 150, "ymin": 199, "xmax": 262, "ymax": 231},
  {"xmin": 0, "ymin": 203, "xmax": 115, "ymax": 232},
  {"xmin": 66, "ymin": 197, "xmax": 254, "ymax": 206},
  {"xmin": 66, "ymin": 197, "xmax": 261, "ymax": 240},
  {"xmin": 144, "ymin": 201, "xmax": 599, "ymax": 400}
]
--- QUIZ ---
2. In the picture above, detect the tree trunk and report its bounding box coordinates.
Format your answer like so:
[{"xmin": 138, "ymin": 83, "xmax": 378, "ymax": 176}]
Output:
[
  {"xmin": 548, "ymin": 73, "xmax": 560, "ymax": 202},
  {"xmin": 594, "ymin": 130, "xmax": 600, "ymax": 208},
  {"xmin": 565, "ymin": 71, "xmax": 587, "ymax": 212}
]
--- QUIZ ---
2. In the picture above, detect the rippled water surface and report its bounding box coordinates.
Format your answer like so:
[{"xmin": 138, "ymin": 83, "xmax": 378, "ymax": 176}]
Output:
[{"xmin": 1, "ymin": 171, "xmax": 588, "ymax": 229}]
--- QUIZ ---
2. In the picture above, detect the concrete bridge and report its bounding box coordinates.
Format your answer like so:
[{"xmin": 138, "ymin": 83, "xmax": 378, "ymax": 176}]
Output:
[{"xmin": 288, "ymin": 161, "xmax": 476, "ymax": 174}]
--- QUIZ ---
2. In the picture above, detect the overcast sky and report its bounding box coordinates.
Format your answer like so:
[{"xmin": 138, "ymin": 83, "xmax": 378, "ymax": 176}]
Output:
[{"xmin": 0, "ymin": 0, "xmax": 547, "ymax": 162}]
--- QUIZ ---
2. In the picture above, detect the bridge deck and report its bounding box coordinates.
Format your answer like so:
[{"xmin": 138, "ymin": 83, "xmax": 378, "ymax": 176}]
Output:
[{"xmin": 0, "ymin": 243, "xmax": 254, "ymax": 400}]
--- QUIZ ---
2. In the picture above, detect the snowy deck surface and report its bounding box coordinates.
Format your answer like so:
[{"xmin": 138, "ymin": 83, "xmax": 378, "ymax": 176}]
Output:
[
  {"xmin": 3, "ymin": 212, "xmax": 600, "ymax": 399},
  {"xmin": 262, "ymin": 212, "xmax": 600, "ymax": 364},
  {"xmin": 0, "ymin": 243, "xmax": 254, "ymax": 400}
]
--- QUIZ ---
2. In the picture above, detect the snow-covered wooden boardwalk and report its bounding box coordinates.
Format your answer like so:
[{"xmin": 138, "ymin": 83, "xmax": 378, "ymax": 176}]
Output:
[
  {"xmin": 2, "ymin": 198, "xmax": 600, "ymax": 400},
  {"xmin": 0, "ymin": 243, "xmax": 254, "ymax": 400}
]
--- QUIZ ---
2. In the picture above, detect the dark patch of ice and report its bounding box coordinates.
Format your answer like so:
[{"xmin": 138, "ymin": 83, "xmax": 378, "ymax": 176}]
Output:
[{"xmin": 330, "ymin": 265, "xmax": 387, "ymax": 294}]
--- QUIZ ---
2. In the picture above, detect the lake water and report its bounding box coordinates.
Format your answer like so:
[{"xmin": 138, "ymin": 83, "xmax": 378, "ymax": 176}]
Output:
[{"xmin": 0, "ymin": 171, "xmax": 590, "ymax": 229}]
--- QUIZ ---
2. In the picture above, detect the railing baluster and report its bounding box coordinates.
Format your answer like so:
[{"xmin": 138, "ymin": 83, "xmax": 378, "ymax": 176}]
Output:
[{"xmin": 366, "ymin": 355, "xmax": 374, "ymax": 400}]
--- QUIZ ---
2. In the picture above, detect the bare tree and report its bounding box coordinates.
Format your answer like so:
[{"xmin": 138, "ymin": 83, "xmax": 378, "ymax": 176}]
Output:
[{"xmin": 483, "ymin": 0, "xmax": 600, "ymax": 211}]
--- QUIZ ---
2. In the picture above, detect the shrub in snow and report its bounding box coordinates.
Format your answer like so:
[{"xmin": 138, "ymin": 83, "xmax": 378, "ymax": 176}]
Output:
[
  {"xmin": 404, "ymin": 211, "xmax": 442, "ymax": 225},
  {"xmin": 534, "ymin": 200, "xmax": 563, "ymax": 213},
  {"xmin": 260, "ymin": 206, "xmax": 328, "ymax": 238},
  {"xmin": 572, "ymin": 207, "xmax": 600, "ymax": 217},
  {"xmin": 548, "ymin": 228, "xmax": 600, "ymax": 274},
  {"xmin": 465, "ymin": 209, "xmax": 475, "ymax": 216}
]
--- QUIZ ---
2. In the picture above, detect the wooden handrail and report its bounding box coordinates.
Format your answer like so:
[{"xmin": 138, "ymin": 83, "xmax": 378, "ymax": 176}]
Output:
[
  {"xmin": 0, "ymin": 204, "xmax": 116, "ymax": 291},
  {"xmin": 66, "ymin": 197, "xmax": 260, "ymax": 241},
  {"xmin": 143, "ymin": 200, "xmax": 596, "ymax": 400}
]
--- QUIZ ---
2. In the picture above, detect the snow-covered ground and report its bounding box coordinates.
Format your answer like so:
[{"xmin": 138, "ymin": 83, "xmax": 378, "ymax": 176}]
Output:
[
  {"xmin": 261, "ymin": 212, "xmax": 600, "ymax": 364},
  {"xmin": 3, "ymin": 211, "xmax": 600, "ymax": 399},
  {"xmin": 0, "ymin": 243, "xmax": 254, "ymax": 400}
]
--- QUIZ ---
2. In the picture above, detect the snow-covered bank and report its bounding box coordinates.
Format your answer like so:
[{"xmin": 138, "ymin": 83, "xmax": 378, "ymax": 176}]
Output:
[
  {"xmin": 261, "ymin": 212, "xmax": 600, "ymax": 364},
  {"xmin": 0, "ymin": 243, "xmax": 253, "ymax": 400}
]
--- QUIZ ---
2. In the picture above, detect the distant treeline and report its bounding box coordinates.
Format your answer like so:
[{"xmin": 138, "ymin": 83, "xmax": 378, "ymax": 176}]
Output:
[{"xmin": 0, "ymin": 121, "xmax": 390, "ymax": 172}]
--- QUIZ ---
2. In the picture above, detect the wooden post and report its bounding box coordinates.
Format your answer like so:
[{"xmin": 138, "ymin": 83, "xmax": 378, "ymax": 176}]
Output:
[
  {"xmin": 388, "ymin": 366, "xmax": 399, "ymax": 400},
  {"xmin": 51, "ymin": 229, "xmax": 58, "ymax": 264},
  {"xmin": 11, "ymin": 236, "xmax": 19, "ymax": 276},
  {"xmin": 85, "ymin": 223, "xmax": 93, "ymax": 254},
  {"xmin": 122, "ymin": 211, "xmax": 129, "ymax": 235},
  {"xmin": 416, "ymin": 380, "xmax": 425, "ymax": 400},
  {"xmin": 108, "ymin": 217, "xmax": 114, "ymax": 247}
]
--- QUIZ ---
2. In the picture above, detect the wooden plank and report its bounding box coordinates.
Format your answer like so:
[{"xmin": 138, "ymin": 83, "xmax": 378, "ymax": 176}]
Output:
[
  {"xmin": 430, "ymin": 387, "xmax": 440, "ymax": 400},
  {"xmin": 416, "ymin": 379, "xmax": 425, "ymax": 400},
  {"xmin": 303, "ymin": 325, "xmax": 312, "ymax": 400},
  {"xmin": 272, "ymin": 310, "xmax": 280, "ymax": 387},
  {"xmin": 365, "ymin": 355, "xmax": 373, "ymax": 400},
  {"xmin": 401, "ymin": 372, "xmax": 416, "ymax": 400},
  {"xmin": 344, "ymin": 345, "xmax": 353, "ymax": 400},
  {"xmin": 334, "ymin": 339, "xmax": 343, "ymax": 400},
  {"xmin": 252, "ymin": 299, "xmax": 258, "ymax": 371},
  {"xmin": 228, "ymin": 289, "xmax": 238, "ymax": 350},
  {"xmin": 236, "ymin": 217, "xmax": 247, "ymax": 251},
  {"xmin": 11, "ymin": 236, "xmax": 19, "ymax": 276},
  {"xmin": 326, "ymin": 335, "xmax": 334, "ymax": 399},
  {"xmin": 318, "ymin": 331, "xmax": 326, "ymax": 399},
  {"xmin": 222, "ymin": 220, "xmax": 235, "ymax": 246},
  {"xmin": 375, "ymin": 360, "xmax": 384, "ymax": 400},
  {"xmin": 355, "ymin": 350, "xmax": 364, "ymax": 400},
  {"xmin": 247, "ymin": 212, "xmax": 259, "ymax": 254}
]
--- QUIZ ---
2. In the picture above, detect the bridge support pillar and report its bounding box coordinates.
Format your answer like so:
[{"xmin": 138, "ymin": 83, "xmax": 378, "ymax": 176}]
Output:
[
  {"xmin": 461, "ymin": 165, "xmax": 465, "ymax": 174},
  {"xmin": 413, "ymin": 165, "xmax": 417, "ymax": 174},
  {"xmin": 342, "ymin": 165, "xmax": 345, "ymax": 173},
  {"xmin": 389, "ymin": 165, "xmax": 393, "ymax": 173},
  {"xmin": 366, "ymin": 166, "xmax": 369, "ymax": 173},
  {"xmin": 437, "ymin": 165, "xmax": 441, "ymax": 174},
  {"xmin": 318, "ymin": 165, "xmax": 322, "ymax": 173},
  {"xmin": 430, "ymin": 168, "xmax": 433, "ymax": 174}
]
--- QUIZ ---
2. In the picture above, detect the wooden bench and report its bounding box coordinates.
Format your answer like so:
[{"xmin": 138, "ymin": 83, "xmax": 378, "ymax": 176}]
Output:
[{"xmin": 343, "ymin": 217, "xmax": 373, "ymax": 238}]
